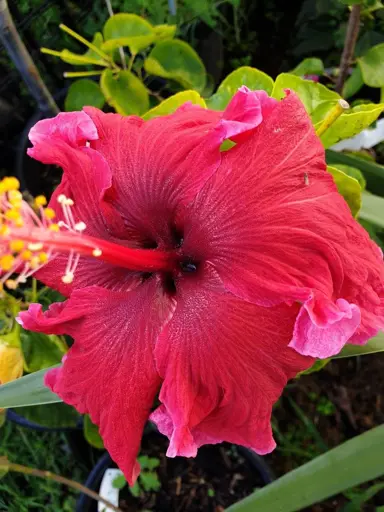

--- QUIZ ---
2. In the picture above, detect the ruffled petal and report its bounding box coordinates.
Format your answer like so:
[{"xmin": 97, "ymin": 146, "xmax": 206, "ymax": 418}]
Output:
[
  {"xmin": 289, "ymin": 295, "xmax": 361, "ymax": 357},
  {"xmin": 28, "ymin": 112, "xmax": 138, "ymax": 295},
  {"xmin": 150, "ymin": 264, "xmax": 313, "ymax": 456},
  {"xmin": 84, "ymin": 88, "xmax": 276, "ymax": 246},
  {"xmin": 183, "ymin": 91, "xmax": 384, "ymax": 357},
  {"xmin": 18, "ymin": 280, "xmax": 175, "ymax": 484}
]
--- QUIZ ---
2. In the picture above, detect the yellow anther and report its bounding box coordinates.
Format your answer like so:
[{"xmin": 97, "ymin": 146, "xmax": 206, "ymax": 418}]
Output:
[
  {"xmin": 20, "ymin": 250, "xmax": 32, "ymax": 261},
  {"xmin": 34, "ymin": 195, "xmax": 47, "ymax": 207},
  {"xmin": 62, "ymin": 272, "xmax": 74, "ymax": 284},
  {"xmin": 9, "ymin": 198, "xmax": 22, "ymax": 209},
  {"xmin": 8, "ymin": 190, "xmax": 22, "ymax": 201},
  {"xmin": 49, "ymin": 223, "xmax": 60, "ymax": 232},
  {"xmin": 0, "ymin": 254, "xmax": 15, "ymax": 271},
  {"xmin": 9, "ymin": 240, "xmax": 25, "ymax": 252},
  {"xmin": 38, "ymin": 252, "xmax": 49, "ymax": 264},
  {"xmin": 14, "ymin": 218, "xmax": 24, "ymax": 228},
  {"xmin": 28, "ymin": 243, "xmax": 43, "ymax": 252},
  {"xmin": 1, "ymin": 177, "xmax": 20, "ymax": 192},
  {"xmin": 5, "ymin": 279, "xmax": 17, "ymax": 290},
  {"xmin": 92, "ymin": 248, "xmax": 102, "ymax": 257},
  {"xmin": 44, "ymin": 208, "xmax": 56, "ymax": 220},
  {"xmin": 0, "ymin": 225, "xmax": 10, "ymax": 237},
  {"xmin": 5, "ymin": 209, "xmax": 21, "ymax": 221},
  {"xmin": 29, "ymin": 256, "xmax": 40, "ymax": 270}
]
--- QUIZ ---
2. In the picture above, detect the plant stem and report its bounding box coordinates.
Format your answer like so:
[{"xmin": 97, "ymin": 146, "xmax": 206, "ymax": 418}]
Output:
[
  {"xmin": 59, "ymin": 24, "xmax": 113, "ymax": 65},
  {"xmin": 104, "ymin": 0, "xmax": 127, "ymax": 70},
  {"xmin": 1, "ymin": 460, "xmax": 123, "ymax": 512},
  {"xmin": 335, "ymin": 4, "xmax": 362, "ymax": 94},
  {"xmin": 31, "ymin": 278, "xmax": 37, "ymax": 303},
  {"xmin": 0, "ymin": 0, "xmax": 59, "ymax": 115}
]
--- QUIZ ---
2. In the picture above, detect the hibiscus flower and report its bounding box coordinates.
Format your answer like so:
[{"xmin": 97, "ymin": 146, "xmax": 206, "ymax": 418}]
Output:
[{"xmin": 1, "ymin": 87, "xmax": 382, "ymax": 484}]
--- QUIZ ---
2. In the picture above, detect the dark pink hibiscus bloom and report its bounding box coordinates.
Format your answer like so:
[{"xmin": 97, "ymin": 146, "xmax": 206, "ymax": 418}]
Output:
[{"xmin": 7, "ymin": 87, "xmax": 382, "ymax": 484}]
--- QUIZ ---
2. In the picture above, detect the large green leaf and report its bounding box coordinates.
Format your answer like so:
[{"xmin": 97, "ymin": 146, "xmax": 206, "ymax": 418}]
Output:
[
  {"xmin": 143, "ymin": 90, "xmax": 206, "ymax": 120},
  {"xmin": 291, "ymin": 58, "xmax": 324, "ymax": 76},
  {"xmin": 84, "ymin": 414, "xmax": 104, "ymax": 449},
  {"xmin": 319, "ymin": 103, "xmax": 384, "ymax": 148},
  {"xmin": 271, "ymin": 73, "xmax": 340, "ymax": 124},
  {"xmin": 153, "ymin": 24, "xmax": 177, "ymax": 42},
  {"xmin": 0, "ymin": 366, "xmax": 62, "ymax": 408},
  {"xmin": 331, "ymin": 163, "xmax": 366, "ymax": 190},
  {"xmin": 20, "ymin": 329, "xmax": 66, "ymax": 373},
  {"xmin": 327, "ymin": 166, "xmax": 362, "ymax": 216},
  {"xmin": 343, "ymin": 66, "xmax": 364, "ymax": 99},
  {"xmin": 226, "ymin": 425, "xmax": 384, "ymax": 512},
  {"xmin": 206, "ymin": 66, "xmax": 274, "ymax": 110},
  {"xmin": 15, "ymin": 403, "xmax": 79, "ymax": 429},
  {"xmin": 334, "ymin": 331, "xmax": 384, "ymax": 358},
  {"xmin": 359, "ymin": 191, "xmax": 384, "ymax": 227},
  {"xmin": 64, "ymin": 79, "xmax": 105, "ymax": 111},
  {"xmin": 144, "ymin": 39, "xmax": 206, "ymax": 93},
  {"xmin": 100, "ymin": 69, "xmax": 149, "ymax": 115},
  {"xmin": 358, "ymin": 42, "xmax": 384, "ymax": 87},
  {"xmin": 102, "ymin": 13, "xmax": 154, "ymax": 54}
]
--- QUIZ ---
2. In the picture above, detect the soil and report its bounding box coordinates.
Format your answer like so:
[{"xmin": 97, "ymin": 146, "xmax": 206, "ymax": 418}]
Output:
[
  {"xmin": 267, "ymin": 354, "xmax": 384, "ymax": 511},
  {"xmin": 118, "ymin": 434, "xmax": 266, "ymax": 512}
]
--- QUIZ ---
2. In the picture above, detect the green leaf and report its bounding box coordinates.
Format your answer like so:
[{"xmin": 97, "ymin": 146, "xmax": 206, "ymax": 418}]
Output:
[
  {"xmin": 138, "ymin": 455, "xmax": 160, "ymax": 471},
  {"xmin": 0, "ymin": 410, "xmax": 6, "ymax": 428},
  {"xmin": 331, "ymin": 163, "xmax": 366, "ymax": 190},
  {"xmin": 326, "ymin": 149, "xmax": 384, "ymax": 183},
  {"xmin": 343, "ymin": 66, "xmax": 364, "ymax": 99},
  {"xmin": 206, "ymin": 66, "xmax": 274, "ymax": 110},
  {"xmin": 20, "ymin": 329, "xmax": 66, "ymax": 373},
  {"xmin": 112, "ymin": 474, "xmax": 127, "ymax": 490},
  {"xmin": 100, "ymin": 69, "xmax": 149, "ymax": 115},
  {"xmin": 358, "ymin": 43, "xmax": 384, "ymax": 87},
  {"xmin": 360, "ymin": 191, "xmax": 384, "ymax": 227},
  {"xmin": 129, "ymin": 481, "xmax": 141, "ymax": 497},
  {"xmin": 0, "ymin": 456, "xmax": 9, "ymax": 480},
  {"xmin": 49, "ymin": 45, "xmax": 108, "ymax": 67},
  {"xmin": 142, "ymin": 90, "xmax": 206, "ymax": 119},
  {"xmin": 0, "ymin": 366, "xmax": 62, "ymax": 408},
  {"xmin": 298, "ymin": 358, "xmax": 331, "ymax": 376},
  {"xmin": 153, "ymin": 24, "xmax": 177, "ymax": 42},
  {"xmin": 327, "ymin": 165, "xmax": 362, "ymax": 216},
  {"xmin": 64, "ymin": 79, "xmax": 105, "ymax": 111},
  {"xmin": 226, "ymin": 425, "xmax": 384, "ymax": 512},
  {"xmin": 16, "ymin": 402, "xmax": 79, "ymax": 428},
  {"xmin": 291, "ymin": 58, "xmax": 324, "ymax": 76},
  {"xmin": 319, "ymin": 103, "xmax": 384, "ymax": 148},
  {"xmin": 84, "ymin": 414, "xmax": 104, "ymax": 449},
  {"xmin": 144, "ymin": 39, "xmax": 206, "ymax": 93},
  {"xmin": 271, "ymin": 73, "xmax": 340, "ymax": 124},
  {"xmin": 140, "ymin": 471, "xmax": 161, "ymax": 492},
  {"xmin": 341, "ymin": 482, "xmax": 384, "ymax": 511},
  {"xmin": 335, "ymin": 331, "xmax": 384, "ymax": 357},
  {"xmin": 102, "ymin": 14, "xmax": 154, "ymax": 54}
]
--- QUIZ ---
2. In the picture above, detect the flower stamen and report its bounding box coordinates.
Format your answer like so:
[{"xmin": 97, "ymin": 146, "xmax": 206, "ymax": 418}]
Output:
[{"xmin": 0, "ymin": 178, "xmax": 176, "ymax": 290}]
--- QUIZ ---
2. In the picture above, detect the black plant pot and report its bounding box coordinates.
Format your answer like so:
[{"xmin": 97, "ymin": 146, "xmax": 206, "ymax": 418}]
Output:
[{"xmin": 76, "ymin": 436, "xmax": 275, "ymax": 512}]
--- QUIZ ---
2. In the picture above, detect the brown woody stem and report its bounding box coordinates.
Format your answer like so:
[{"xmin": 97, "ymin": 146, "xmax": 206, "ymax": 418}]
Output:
[
  {"xmin": 1, "ymin": 460, "xmax": 123, "ymax": 512},
  {"xmin": 335, "ymin": 4, "xmax": 362, "ymax": 94}
]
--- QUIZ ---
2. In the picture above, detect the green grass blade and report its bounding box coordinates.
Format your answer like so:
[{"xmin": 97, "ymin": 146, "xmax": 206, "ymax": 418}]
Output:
[
  {"xmin": 226, "ymin": 425, "xmax": 384, "ymax": 512},
  {"xmin": 334, "ymin": 331, "xmax": 384, "ymax": 358},
  {"xmin": 359, "ymin": 192, "xmax": 384, "ymax": 228},
  {"xmin": 0, "ymin": 366, "xmax": 62, "ymax": 408}
]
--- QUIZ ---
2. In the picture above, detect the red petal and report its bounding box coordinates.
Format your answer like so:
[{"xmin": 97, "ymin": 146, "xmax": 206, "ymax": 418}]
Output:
[
  {"xmin": 183, "ymin": 91, "xmax": 384, "ymax": 357},
  {"xmin": 18, "ymin": 280, "xmax": 175, "ymax": 484},
  {"xmin": 84, "ymin": 89, "xmax": 275, "ymax": 246},
  {"xmin": 28, "ymin": 112, "xmax": 137, "ymax": 295},
  {"xmin": 151, "ymin": 264, "xmax": 313, "ymax": 456}
]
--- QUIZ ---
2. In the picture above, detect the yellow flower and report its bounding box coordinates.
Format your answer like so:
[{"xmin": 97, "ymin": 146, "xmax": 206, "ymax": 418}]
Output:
[{"xmin": 0, "ymin": 343, "xmax": 23, "ymax": 385}]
